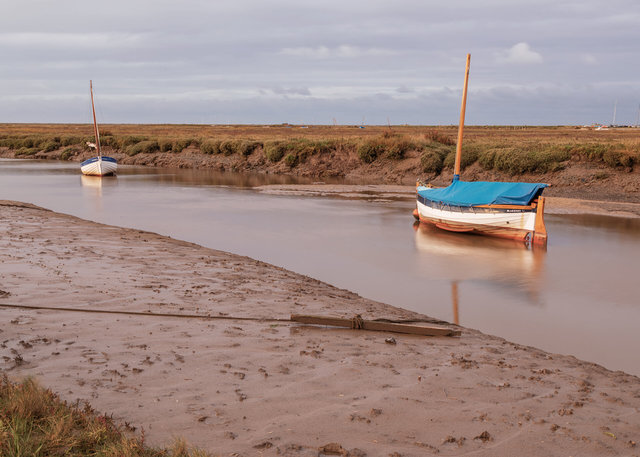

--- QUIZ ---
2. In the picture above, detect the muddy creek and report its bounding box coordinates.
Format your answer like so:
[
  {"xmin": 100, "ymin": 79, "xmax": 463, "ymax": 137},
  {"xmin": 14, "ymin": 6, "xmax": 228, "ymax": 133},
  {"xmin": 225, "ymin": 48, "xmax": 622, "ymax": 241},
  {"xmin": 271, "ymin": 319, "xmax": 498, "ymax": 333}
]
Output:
[{"xmin": 2, "ymin": 159, "xmax": 639, "ymax": 375}]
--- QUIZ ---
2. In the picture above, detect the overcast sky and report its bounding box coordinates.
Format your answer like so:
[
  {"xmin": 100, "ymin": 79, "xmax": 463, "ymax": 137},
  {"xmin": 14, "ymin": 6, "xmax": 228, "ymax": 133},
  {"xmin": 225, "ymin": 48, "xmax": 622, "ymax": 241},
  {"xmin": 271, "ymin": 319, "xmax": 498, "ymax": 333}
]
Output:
[{"xmin": 1, "ymin": 0, "xmax": 639, "ymax": 125}]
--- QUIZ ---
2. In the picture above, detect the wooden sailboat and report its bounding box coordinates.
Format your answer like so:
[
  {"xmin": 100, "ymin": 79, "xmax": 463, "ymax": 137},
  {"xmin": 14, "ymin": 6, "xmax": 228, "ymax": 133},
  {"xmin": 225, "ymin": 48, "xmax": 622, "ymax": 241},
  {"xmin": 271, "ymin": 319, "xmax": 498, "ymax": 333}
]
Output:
[
  {"xmin": 80, "ymin": 80, "xmax": 117, "ymax": 176},
  {"xmin": 414, "ymin": 54, "xmax": 548, "ymax": 245}
]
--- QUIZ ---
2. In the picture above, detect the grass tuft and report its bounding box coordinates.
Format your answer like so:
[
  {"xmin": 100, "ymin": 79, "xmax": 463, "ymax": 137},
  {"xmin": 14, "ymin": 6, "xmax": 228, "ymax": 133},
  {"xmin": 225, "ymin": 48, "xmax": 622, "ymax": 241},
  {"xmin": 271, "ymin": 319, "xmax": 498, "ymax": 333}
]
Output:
[
  {"xmin": 126, "ymin": 140, "xmax": 160, "ymax": 156},
  {"xmin": 0, "ymin": 375, "xmax": 210, "ymax": 457},
  {"xmin": 357, "ymin": 138, "xmax": 386, "ymax": 163},
  {"xmin": 425, "ymin": 130, "xmax": 456, "ymax": 146},
  {"xmin": 420, "ymin": 141, "xmax": 454, "ymax": 173},
  {"xmin": 264, "ymin": 141, "xmax": 287, "ymax": 162},
  {"xmin": 284, "ymin": 153, "xmax": 298, "ymax": 167},
  {"xmin": 200, "ymin": 139, "xmax": 221, "ymax": 155}
]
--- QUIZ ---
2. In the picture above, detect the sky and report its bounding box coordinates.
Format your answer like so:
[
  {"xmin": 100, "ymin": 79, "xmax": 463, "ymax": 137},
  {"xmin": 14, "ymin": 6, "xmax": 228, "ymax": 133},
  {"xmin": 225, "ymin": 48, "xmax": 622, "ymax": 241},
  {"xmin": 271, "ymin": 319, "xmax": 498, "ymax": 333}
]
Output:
[{"xmin": 1, "ymin": 0, "xmax": 639, "ymax": 125}]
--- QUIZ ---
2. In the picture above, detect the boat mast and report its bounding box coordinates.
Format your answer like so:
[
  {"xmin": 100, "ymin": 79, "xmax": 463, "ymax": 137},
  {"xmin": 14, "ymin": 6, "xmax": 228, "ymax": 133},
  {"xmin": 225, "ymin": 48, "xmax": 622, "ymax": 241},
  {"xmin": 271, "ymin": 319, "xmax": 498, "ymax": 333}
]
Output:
[
  {"xmin": 453, "ymin": 53, "xmax": 471, "ymax": 182},
  {"xmin": 90, "ymin": 80, "xmax": 101, "ymax": 159}
]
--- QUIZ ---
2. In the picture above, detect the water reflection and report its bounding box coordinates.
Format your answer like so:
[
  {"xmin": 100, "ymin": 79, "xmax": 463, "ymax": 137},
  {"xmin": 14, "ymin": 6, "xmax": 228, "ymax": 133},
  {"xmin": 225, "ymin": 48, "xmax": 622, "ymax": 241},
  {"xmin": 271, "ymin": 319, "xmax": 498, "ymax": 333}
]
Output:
[
  {"xmin": 80, "ymin": 175, "xmax": 118, "ymax": 212},
  {"xmin": 552, "ymin": 213, "xmax": 640, "ymax": 239},
  {"xmin": 0, "ymin": 158, "xmax": 78, "ymax": 175},
  {"xmin": 117, "ymin": 166, "xmax": 315, "ymax": 188},
  {"xmin": 413, "ymin": 221, "xmax": 546, "ymax": 305},
  {"xmin": 81, "ymin": 175, "xmax": 118, "ymax": 194},
  {"xmin": 451, "ymin": 281, "xmax": 460, "ymax": 325}
]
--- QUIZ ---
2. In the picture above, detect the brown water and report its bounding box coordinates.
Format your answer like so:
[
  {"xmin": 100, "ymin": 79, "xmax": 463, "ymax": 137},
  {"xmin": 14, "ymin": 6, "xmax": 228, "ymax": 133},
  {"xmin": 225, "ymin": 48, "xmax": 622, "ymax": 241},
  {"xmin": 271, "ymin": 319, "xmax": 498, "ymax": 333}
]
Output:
[{"xmin": 2, "ymin": 159, "xmax": 639, "ymax": 375}]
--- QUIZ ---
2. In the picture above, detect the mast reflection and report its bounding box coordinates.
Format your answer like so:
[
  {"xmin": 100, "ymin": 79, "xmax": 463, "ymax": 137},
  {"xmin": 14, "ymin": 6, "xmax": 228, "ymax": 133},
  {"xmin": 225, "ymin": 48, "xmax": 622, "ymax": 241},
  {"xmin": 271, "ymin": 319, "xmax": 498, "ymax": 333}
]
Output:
[
  {"xmin": 451, "ymin": 281, "xmax": 459, "ymax": 325},
  {"xmin": 413, "ymin": 221, "xmax": 547, "ymax": 314}
]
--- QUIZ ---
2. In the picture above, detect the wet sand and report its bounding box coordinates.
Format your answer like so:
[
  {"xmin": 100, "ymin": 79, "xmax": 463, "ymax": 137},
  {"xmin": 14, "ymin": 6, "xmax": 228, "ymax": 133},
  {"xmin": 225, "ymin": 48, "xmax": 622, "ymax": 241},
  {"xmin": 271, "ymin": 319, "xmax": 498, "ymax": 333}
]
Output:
[
  {"xmin": 255, "ymin": 183, "xmax": 640, "ymax": 218},
  {"xmin": 1, "ymin": 200, "xmax": 639, "ymax": 456}
]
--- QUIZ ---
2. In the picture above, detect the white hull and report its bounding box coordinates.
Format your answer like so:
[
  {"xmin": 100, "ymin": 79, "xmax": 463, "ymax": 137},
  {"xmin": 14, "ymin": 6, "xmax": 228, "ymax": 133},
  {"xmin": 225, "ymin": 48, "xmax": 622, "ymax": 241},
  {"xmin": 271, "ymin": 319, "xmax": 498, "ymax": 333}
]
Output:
[
  {"xmin": 415, "ymin": 199, "xmax": 542, "ymax": 242},
  {"xmin": 417, "ymin": 200, "xmax": 536, "ymax": 231},
  {"xmin": 81, "ymin": 157, "xmax": 117, "ymax": 176}
]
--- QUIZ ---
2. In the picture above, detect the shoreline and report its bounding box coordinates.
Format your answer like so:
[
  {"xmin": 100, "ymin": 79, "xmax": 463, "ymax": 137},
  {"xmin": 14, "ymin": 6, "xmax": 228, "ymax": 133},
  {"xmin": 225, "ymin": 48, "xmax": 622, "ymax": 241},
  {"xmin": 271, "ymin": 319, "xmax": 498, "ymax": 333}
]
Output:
[
  {"xmin": 3, "ymin": 152, "xmax": 640, "ymax": 208},
  {"xmin": 1, "ymin": 200, "xmax": 639, "ymax": 456},
  {"xmin": 2, "ymin": 123, "xmax": 639, "ymax": 204},
  {"xmin": 253, "ymin": 183, "xmax": 640, "ymax": 218}
]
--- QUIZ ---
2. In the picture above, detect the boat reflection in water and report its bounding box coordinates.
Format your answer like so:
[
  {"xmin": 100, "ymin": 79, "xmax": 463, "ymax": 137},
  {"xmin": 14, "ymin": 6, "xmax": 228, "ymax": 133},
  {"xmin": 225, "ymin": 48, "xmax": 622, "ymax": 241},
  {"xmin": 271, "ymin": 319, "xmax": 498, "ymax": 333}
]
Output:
[
  {"xmin": 80, "ymin": 175, "xmax": 118, "ymax": 194},
  {"xmin": 80, "ymin": 175, "xmax": 118, "ymax": 214},
  {"xmin": 413, "ymin": 221, "xmax": 547, "ymax": 324}
]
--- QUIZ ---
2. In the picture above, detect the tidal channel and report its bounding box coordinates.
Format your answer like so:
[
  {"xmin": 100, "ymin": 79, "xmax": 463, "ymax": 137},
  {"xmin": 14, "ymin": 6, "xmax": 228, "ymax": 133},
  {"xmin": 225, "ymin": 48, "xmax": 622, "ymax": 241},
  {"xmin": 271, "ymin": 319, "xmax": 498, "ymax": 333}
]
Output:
[{"xmin": 2, "ymin": 159, "xmax": 639, "ymax": 375}]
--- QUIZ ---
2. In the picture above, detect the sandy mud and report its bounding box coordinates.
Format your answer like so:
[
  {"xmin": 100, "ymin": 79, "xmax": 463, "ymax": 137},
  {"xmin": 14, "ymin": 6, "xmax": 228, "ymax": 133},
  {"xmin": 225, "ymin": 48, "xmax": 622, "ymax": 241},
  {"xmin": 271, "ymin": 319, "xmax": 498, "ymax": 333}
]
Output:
[{"xmin": 1, "ymin": 201, "xmax": 639, "ymax": 456}]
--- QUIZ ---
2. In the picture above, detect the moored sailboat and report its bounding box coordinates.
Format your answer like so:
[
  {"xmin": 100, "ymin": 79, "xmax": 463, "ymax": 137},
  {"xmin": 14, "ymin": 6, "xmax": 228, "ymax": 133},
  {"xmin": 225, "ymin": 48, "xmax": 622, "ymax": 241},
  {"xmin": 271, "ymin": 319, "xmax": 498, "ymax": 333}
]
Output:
[
  {"xmin": 80, "ymin": 80, "xmax": 117, "ymax": 176},
  {"xmin": 414, "ymin": 54, "xmax": 548, "ymax": 246}
]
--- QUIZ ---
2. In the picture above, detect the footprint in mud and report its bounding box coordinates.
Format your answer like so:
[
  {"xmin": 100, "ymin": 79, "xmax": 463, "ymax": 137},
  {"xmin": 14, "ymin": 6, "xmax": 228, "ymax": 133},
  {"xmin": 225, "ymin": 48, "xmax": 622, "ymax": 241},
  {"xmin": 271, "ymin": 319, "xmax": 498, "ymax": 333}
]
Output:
[
  {"xmin": 10, "ymin": 315, "xmax": 34, "ymax": 325},
  {"xmin": 173, "ymin": 352, "xmax": 185, "ymax": 363},
  {"xmin": 82, "ymin": 350, "xmax": 109, "ymax": 365}
]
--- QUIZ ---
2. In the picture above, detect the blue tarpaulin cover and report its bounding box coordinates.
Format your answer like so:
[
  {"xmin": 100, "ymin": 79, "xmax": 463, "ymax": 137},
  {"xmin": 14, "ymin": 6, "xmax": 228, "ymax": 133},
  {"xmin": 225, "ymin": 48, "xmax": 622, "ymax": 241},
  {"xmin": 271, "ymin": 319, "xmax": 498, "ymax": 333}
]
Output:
[{"xmin": 418, "ymin": 180, "xmax": 548, "ymax": 207}]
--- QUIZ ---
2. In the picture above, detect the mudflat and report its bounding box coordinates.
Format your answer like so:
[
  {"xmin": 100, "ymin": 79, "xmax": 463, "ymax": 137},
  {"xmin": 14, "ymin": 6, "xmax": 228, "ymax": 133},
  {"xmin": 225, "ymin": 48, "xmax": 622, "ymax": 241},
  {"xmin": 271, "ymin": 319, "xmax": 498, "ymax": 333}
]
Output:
[{"xmin": 1, "ymin": 200, "xmax": 639, "ymax": 456}]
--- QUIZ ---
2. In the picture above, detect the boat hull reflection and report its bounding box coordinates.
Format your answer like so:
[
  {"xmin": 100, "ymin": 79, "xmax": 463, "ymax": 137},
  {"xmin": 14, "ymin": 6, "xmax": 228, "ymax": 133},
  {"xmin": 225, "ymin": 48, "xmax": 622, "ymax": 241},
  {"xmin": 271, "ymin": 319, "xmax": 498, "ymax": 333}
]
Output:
[{"xmin": 413, "ymin": 221, "xmax": 546, "ymax": 308}]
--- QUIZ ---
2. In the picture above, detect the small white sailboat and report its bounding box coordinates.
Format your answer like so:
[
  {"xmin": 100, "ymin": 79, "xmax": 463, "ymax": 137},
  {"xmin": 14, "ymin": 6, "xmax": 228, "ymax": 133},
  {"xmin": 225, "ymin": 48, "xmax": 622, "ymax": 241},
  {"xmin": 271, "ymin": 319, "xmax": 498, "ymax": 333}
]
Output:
[{"xmin": 80, "ymin": 80, "xmax": 117, "ymax": 176}]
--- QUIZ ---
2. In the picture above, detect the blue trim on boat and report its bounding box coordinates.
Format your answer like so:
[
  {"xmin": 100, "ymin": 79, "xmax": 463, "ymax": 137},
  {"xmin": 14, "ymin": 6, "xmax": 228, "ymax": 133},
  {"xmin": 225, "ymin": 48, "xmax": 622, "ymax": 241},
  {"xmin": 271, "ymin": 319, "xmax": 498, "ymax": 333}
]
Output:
[{"xmin": 81, "ymin": 156, "xmax": 117, "ymax": 166}]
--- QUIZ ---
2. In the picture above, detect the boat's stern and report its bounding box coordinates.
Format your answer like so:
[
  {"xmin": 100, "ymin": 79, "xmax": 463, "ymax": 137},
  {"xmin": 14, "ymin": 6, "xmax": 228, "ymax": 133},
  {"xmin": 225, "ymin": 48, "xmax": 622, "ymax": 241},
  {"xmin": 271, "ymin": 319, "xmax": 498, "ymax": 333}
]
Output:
[{"xmin": 532, "ymin": 196, "xmax": 547, "ymax": 246}]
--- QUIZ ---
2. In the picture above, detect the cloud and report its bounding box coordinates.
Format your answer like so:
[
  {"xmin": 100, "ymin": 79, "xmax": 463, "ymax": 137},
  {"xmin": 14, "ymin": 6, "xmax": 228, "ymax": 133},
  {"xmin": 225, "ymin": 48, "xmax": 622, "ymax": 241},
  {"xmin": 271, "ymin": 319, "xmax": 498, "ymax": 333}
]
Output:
[
  {"xmin": 271, "ymin": 87, "xmax": 312, "ymax": 96},
  {"xmin": 500, "ymin": 42, "xmax": 543, "ymax": 64},
  {"xmin": 279, "ymin": 46, "xmax": 327, "ymax": 58},
  {"xmin": 1, "ymin": 0, "xmax": 639, "ymax": 124},
  {"xmin": 396, "ymin": 85, "xmax": 414, "ymax": 94},
  {"xmin": 0, "ymin": 32, "xmax": 146, "ymax": 49},
  {"xmin": 279, "ymin": 45, "xmax": 396, "ymax": 59}
]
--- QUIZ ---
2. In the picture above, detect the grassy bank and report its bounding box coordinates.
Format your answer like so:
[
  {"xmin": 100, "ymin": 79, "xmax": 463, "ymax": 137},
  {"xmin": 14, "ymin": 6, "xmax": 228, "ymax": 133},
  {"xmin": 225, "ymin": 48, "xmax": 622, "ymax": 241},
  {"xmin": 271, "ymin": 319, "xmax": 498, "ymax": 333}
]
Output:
[
  {"xmin": 0, "ymin": 376, "xmax": 208, "ymax": 457},
  {"xmin": 1, "ymin": 124, "xmax": 639, "ymax": 177}
]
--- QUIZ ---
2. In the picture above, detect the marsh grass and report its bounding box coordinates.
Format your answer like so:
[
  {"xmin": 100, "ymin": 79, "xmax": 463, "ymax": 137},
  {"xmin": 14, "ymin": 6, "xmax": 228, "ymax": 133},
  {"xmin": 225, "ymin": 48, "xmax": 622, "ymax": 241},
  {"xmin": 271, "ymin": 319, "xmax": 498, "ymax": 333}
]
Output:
[
  {"xmin": 0, "ymin": 375, "xmax": 209, "ymax": 457},
  {"xmin": 1, "ymin": 125, "xmax": 638, "ymax": 175},
  {"xmin": 284, "ymin": 153, "xmax": 298, "ymax": 167},
  {"xmin": 263, "ymin": 138, "xmax": 339, "ymax": 164},
  {"xmin": 420, "ymin": 141, "xmax": 456, "ymax": 173},
  {"xmin": 59, "ymin": 148, "xmax": 76, "ymax": 161},
  {"xmin": 264, "ymin": 141, "xmax": 288, "ymax": 162},
  {"xmin": 425, "ymin": 129, "xmax": 456, "ymax": 146},
  {"xmin": 126, "ymin": 140, "xmax": 160, "ymax": 156}
]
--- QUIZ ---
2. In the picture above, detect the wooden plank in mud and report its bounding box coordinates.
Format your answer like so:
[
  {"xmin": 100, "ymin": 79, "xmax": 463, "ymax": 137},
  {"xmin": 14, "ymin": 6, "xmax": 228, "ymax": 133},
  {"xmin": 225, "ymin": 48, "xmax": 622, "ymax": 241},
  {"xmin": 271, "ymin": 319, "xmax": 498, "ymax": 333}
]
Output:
[{"xmin": 290, "ymin": 314, "xmax": 460, "ymax": 337}]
